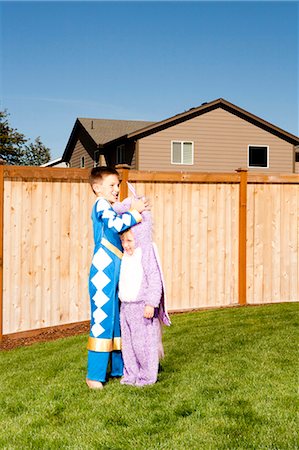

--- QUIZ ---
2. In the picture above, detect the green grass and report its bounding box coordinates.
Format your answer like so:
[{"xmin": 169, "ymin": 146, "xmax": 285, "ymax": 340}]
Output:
[{"xmin": 0, "ymin": 303, "xmax": 298, "ymax": 450}]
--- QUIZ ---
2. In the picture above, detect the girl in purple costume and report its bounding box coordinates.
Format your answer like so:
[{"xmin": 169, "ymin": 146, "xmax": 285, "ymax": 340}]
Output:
[{"xmin": 114, "ymin": 190, "xmax": 170, "ymax": 387}]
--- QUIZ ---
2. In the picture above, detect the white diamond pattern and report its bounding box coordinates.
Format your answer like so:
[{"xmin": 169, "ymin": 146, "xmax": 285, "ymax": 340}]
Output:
[
  {"xmin": 122, "ymin": 213, "xmax": 132, "ymax": 226},
  {"xmin": 108, "ymin": 216, "xmax": 122, "ymax": 231},
  {"xmin": 102, "ymin": 209, "xmax": 115, "ymax": 220},
  {"xmin": 93, "ymin": 308, "xmax": 108, "ymax": 323},
  {"xmin": 96, "ymin": 198, "xmax": 108, "ymax": 213},
  {"xmin": 92, "ymin": 290, "xmax": 110, "ymax": 308},
  {"xmin": 91, "ymin": 323, "xmax": 105, "ymax": 338},
  {"xmin": 90, "ymin": 246, "xmax": 112, "ymax": 338},
  {"xmin": 91, "ymin": 271, "xmax": 110, "ymax": 292},
  {"xmin": 92, "ymin": 247, "xmax": 112, "ymax": 271}
]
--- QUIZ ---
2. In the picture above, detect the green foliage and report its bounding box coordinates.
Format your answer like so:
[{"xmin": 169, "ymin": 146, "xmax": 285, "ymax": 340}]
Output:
[
  {"xmin": 0, "ymin": 303, "xmax": 298, "ymax": 449},
  {"xmin": 0, "ymin": 110, "xmax": 27, "ymax": 165},
  {"xmin": 20, "ymin": 137, "xmax": 51, "ymax": 166},
  {"xmin": 0, "ymin": 110, "xmax": 51, "ymax": 166}
]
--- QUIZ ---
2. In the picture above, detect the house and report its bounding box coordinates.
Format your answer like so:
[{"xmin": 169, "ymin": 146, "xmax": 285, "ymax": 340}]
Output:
[
  {"xmin": 62, "ymin": 118, "xmax": 154, "ymax": 169},
  {"xmin": 62, "ymin": 98, "xmax": 299, "ymax": 173},
  {"xmin": 40, "ymin": 157, "xmax": 69, "ymax": 168}
]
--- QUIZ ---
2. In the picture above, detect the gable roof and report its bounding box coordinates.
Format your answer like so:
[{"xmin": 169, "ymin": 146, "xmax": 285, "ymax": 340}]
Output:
[
  {"xmin": 124, "ymin": 98, "xmax": 299, "ymax": 146},
  {"xmin": 63, "ymin": 98, "xmax": 299, "ymax": 162},
  {"xmin": 78, "ymin": 118, "xmax": 155, "ymax": 145},
  {"xmin": 62, "ymin": 118, "xmax": 155, "ymax": 162}
]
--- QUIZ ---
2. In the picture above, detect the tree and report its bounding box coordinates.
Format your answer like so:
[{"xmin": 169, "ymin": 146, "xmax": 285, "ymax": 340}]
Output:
[
  {"xmin": 0, "ymin": 110, "xmax": 27, "ymax": 165},
  {"xmin": 0, "ymin": 110, "xmax": 51, "ymax": 166},
  {"xmin": 20, "ymin": 137, "xmax": 51, "ymax": 166}
]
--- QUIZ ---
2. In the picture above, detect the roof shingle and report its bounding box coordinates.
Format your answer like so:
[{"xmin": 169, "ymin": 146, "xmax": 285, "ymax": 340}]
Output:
[{"xmin": 78, "ymin": 118, "xmax": 155, "ymax": 145}]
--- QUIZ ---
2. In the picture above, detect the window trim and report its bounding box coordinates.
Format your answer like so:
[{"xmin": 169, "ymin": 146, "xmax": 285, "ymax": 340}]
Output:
[
  {"xmin": 247, "ymin": 145, "xmax": 269, "ymax": 169},
  {"xmin": 80, "ymin": 156, "xmax": 85, "ymax": 168},
  {"xmin": 171, "ymin": 141, "xmax": 194, "ymax": 165}
]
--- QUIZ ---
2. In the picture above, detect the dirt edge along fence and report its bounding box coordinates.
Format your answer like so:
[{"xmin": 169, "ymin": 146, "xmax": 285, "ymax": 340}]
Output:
[{"xmin": 0, "ymin": 165, "xmax": 298, "ymax": 340}]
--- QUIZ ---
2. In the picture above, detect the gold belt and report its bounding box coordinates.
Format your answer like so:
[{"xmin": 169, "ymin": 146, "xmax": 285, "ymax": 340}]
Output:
[{"xmin": 101, "ymin": 237, "xmax": 123, "ymax": 259}]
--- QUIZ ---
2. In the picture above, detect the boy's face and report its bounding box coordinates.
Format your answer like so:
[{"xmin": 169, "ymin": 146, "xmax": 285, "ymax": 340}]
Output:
[
  {"xmin": 93, "ymin": 174, "xmax": 120, "ymax": 204},
  {"xmin": 120, "ymin": 230, "xmax": 135, "ymax": 256}
]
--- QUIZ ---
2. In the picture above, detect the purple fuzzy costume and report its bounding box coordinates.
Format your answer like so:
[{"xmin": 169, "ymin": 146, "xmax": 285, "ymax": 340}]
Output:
[{"xmin": 114, "ymin": 187, "xmax": 170, "ymax": 386}]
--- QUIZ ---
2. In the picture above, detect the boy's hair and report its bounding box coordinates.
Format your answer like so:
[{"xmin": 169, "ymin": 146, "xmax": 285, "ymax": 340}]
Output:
[{"xmin": 89, "ymin": 166, "xmax": 119, "ymax": 187}]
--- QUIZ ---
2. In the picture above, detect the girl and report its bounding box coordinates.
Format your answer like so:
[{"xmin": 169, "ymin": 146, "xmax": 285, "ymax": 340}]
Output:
[{"xmin": 114, "ymin": 188, "xmax": 170, "ymax": 386}]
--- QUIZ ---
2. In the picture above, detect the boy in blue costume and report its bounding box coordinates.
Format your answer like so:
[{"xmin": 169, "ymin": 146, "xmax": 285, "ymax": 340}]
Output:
[{"xmin": 86, "ymin": 167, "xmax": 148, "ymax": 390}]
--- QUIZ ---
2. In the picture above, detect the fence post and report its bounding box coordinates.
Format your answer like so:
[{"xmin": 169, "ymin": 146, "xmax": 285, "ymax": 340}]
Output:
[
  {"xmin": 0, "ymin": 165, "xmax": 4, "ymax": 341},
  {"xmin": 236, "ymin": 168, "xmax": 248, "ymax": 306},
  {"xmin": 116, "ymin": 164, "xmax": 130, "ymax": 201}
]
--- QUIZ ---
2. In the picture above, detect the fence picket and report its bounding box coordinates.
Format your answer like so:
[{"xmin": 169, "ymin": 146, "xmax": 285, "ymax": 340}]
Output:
[{"xmin": 0, "ymin": 166, "xmax": 298, "ymax": 338}]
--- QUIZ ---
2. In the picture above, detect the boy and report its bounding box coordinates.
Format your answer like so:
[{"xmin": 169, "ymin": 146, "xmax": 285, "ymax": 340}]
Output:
[
  {"xmin": 115, "ymin": 191, "xmax": 170, "ymax": 386},
  {"xmin": 86, "ymin": 167, "xmax": 148, "ymax": 389}
]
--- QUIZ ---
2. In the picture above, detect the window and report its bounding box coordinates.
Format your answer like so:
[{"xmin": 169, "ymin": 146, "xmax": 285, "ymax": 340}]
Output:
[
  {"xmin": 171, "ymin": 141, "xmax": 194, "ymax": 165},
  {"xmin": 116, "ymin": 144, "xmax": 125, "ymax": 164},
  {"xmin": 94, "ymin": 150, "xmax": 99, "ymax": 167},
  {"xmin": 248, "ymin": 146, "xmax": 269, "ymax": 168},
  {"xmin": 80, "ymin": 156, "xmax": 85, "ymax": 168},
  {"xmin": 295, "ymin": 153, "xmax": 299, "ymax": 163}
]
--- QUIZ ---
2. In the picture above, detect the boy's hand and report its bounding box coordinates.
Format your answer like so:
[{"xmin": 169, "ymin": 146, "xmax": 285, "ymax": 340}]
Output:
[
  {"xmin": 131, "ymin": 197, "xmax": 150, "ymax": 213},
  {"xmin": 144, "ymin": 305, "xmax": 154, "ymax": 319}
]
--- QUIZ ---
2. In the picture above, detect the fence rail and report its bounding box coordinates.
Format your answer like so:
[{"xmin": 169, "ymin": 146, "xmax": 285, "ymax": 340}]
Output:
[{"xmin": 0, "ymin": 166, "xmax": 298, "ymax": 339}]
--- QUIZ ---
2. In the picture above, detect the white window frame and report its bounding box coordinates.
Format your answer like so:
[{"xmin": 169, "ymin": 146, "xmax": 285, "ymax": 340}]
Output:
[
  {"xmin": 80, "ymin": 156, "xmax": 85, "ymax": 168},
  {"xmin": 116, "ymin": 144, "xmax": 125, "ymax": 165},
  {"xmin": 247, "ymin": 145, "xmax": 269, "ymax": 169},
  {"xmin": 171, "ymin": 141, "xmax": 194, "ymax": 165}
]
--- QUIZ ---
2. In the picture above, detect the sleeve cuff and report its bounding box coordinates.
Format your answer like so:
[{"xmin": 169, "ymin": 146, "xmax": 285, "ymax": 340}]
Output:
[{"xmin": 129, "ymin": 209, "xmax": 142, "ymax": 223}]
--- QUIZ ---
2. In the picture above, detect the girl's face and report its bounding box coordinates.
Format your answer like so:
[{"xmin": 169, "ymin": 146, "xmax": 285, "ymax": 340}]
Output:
[{"xmin": 120, "ymin": 230, "xmax": 135, "ymax": 256}]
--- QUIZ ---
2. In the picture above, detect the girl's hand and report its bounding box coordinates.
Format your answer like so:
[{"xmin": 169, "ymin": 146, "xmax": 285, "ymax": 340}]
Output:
[
  {"xmin": 144, "ymin": 305, "xmax": 154, "ymax": 319},
  {"xmin": 131, "ymin": 197, "xmax": 150, "ymax": 213}
]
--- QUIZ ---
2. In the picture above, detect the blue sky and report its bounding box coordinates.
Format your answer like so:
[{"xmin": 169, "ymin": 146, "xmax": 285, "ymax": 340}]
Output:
[{"xmin": 0, "ymin": 1, "xmax": 298, "ymax": 160}]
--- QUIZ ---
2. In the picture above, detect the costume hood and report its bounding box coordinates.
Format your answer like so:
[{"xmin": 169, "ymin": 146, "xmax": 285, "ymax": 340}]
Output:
[{"xmin": 114, "ymin": 183, "xmax": 171, "ymax": 327}]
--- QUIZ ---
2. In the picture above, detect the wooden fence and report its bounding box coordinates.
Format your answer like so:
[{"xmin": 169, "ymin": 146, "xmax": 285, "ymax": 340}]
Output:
[{"xmin": 0, "ymin": 166, "xmax": 298, "ymax": 339}]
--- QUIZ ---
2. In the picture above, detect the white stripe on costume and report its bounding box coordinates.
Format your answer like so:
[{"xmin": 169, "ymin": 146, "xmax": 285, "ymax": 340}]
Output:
[
  {"xmin": 96, "ymin": 198, "xmax": 110, "ymax": 213},
  {"xmin": 90, "ymin": 247, "xmax": 113, "ymax": 338},
  {"xmin": 122, "ymin": 213, "xmax": 132, "ymax": 226},
  {"xmin": 92, "ymin": 290, "xmax": 110, "ymax": 308},
  {"xmin": 92, "ymin": 247, "xmax": 112, "ymax": 271},
  {"xmin": 93, "ymin": 308, "xmax": 108, "ymax": 323},
  {"xmin": 91, "ymin": 323, "xmax": 105, "ymax": 338},
  {"xmin": 108, "ymin": 216, "xmax": 123, "ymax": 231}
]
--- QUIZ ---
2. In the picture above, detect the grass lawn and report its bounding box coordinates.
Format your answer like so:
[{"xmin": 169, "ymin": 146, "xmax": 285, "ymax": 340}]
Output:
[{"xmin": 0, "ymin": 303, "xmax": 298, "ymax": 450}]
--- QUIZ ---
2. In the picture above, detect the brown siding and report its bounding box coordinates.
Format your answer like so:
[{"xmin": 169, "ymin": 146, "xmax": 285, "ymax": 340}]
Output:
[
  {"xmin": 137, "ymin": 108, "xmax": 294, "ymax": 173},
  {"xmin": 70, "ymin": 140, "xmax": 94, "ymax": 168},
  {"xmin": 130, "ymin": 144, "xmax": 137, "ymax": 169}
]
